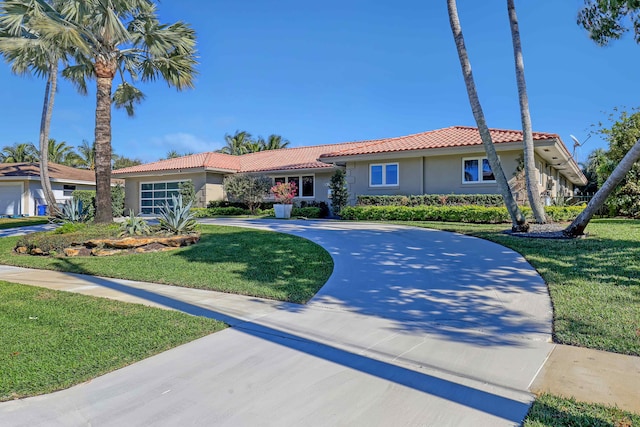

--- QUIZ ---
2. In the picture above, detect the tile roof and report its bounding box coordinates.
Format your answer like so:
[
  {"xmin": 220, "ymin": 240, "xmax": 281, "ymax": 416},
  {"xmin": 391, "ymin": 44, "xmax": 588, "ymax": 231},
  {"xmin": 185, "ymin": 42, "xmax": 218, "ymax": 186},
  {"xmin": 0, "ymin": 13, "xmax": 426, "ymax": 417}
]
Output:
[
  {"xmin": 238, "ymin": 142, "xmax": 365, "ymax": 173},
  {"xmin": 0, "ymin": 162, "xmax": 121, "ymax": 184},
  {"xmin": 112, "ymin": 126, "xmax": 562, "ymax": 176},
  {"xmin": 112, "ymin": 152, "xmax": 241, "ymax": 175},
  {"xmin": 319, "ymin": 126, "xmax": 559, "ymax": 159},
  {"xmin": 113, "ymin": 142, "xmax": 365, "ymax": 175}
]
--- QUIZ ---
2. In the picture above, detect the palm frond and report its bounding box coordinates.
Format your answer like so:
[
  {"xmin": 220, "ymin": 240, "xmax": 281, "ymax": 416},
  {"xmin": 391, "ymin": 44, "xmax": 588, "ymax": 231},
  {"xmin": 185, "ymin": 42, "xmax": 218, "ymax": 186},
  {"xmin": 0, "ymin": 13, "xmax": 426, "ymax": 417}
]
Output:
[
  {"xmin": 61, "ymin": 60, "xmax": 93, "ymax": 95},
  {"xmin": 113, "ymin": 81, "xmax": 145, "ymax": 116}
]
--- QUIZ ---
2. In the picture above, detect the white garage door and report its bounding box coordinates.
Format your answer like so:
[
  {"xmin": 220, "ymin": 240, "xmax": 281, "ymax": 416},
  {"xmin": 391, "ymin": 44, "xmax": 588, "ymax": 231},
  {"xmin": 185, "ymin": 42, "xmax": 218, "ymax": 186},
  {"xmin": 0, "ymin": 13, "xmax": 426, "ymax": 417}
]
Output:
[{"xmin": 0, "ymin": 184, "xmax": 22, "ymax": 215}]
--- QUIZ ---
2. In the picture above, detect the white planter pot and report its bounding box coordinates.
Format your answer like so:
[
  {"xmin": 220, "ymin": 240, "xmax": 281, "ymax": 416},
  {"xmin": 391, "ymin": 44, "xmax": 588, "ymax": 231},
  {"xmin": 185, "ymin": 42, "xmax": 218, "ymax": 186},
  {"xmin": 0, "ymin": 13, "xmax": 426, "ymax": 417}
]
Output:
[{"xmin": 274, "ymin": 204, "xmax": 293, "ymax": 219}]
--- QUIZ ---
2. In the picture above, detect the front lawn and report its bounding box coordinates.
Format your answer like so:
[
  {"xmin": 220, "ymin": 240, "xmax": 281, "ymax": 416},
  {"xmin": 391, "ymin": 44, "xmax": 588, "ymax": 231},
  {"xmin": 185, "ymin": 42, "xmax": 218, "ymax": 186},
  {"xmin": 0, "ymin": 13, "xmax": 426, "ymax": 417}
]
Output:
[
  {"xmin": 524, "ymin": 393, "xmax": 640, "ymax": 426},
  {"xmin": 401, "ymin": 219, "xmax": 640, "ymax": 357},
  {"xmin": 0, "ymin": 217, "xmax": 48, "ymax": 230},
  {"xmin": 0, "ymin": 224, "xmax": 333, "ymax": 304},
  {"xmin": 0, "ymin": 281, "xmax": 225, "ymax": 401}
]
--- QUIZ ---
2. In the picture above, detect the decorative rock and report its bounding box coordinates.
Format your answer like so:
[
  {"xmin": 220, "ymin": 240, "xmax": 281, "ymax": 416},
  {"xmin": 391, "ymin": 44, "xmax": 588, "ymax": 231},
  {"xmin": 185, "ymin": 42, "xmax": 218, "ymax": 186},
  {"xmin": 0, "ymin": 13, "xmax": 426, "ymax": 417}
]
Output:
[
  {"xmin": 15, "ymin": 246, "xmax": 28, "ymax": 254},
  {"xmin": 86, "ymin": 234, "xmax": 199, "ymax": 249},
  {"xmin": 30, "ymin": 248, "xmax": 44, "ymax": 255},
  {"xmin": 91, "ymin": 248, "xmax": 121, "ymax": 257},
  {"xmin": 64, "ymin": 248, "xmax": 81, "ymax": 257}
]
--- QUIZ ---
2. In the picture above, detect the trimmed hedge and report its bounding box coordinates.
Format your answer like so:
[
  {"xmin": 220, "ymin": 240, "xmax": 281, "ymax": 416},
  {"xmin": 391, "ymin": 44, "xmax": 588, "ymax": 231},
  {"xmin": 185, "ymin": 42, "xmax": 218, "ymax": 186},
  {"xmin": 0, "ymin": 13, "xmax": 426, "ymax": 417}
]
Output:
[
  {"xmin": 340, "ymin": 205, "xmax": 585, "ymax": 224},
  {"xmin": 357, "ymin": 194, "xmax": 504, "ymax": 207},
  {"xmin": 206, "ymin": 200, "xmax": 330, "ymax": 218},
  {"xmin": 292, "ymin": 207, "xmax": 321, "ymax": 218},
  {"xmin": 191, "ymin": 207, "xmax": 250, "ymax": 217}
]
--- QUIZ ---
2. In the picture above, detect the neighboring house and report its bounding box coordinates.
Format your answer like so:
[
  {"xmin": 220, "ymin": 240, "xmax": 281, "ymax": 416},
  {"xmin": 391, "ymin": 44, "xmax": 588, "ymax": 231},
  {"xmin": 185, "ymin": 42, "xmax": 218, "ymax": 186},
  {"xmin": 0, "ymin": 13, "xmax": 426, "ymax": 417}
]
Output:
[
  {"xmin": 113, "ymin": 126, "xmax": 587, "ymax": 214},
  {"xmin": 0, "ymin": 162, "xmax": 115, "ymax": 216}
]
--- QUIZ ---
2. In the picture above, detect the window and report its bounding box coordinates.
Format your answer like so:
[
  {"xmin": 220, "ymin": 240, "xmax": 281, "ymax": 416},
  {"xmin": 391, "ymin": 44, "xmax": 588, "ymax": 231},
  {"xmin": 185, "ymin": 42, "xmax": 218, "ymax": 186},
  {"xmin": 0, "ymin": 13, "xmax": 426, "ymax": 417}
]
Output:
[
  {"xmin": 463, "ymin": 157, "xmax": 495, "ymax": 183},
  {"xmin": 63, "ymin": 185, "xmax": 76, "ymax": 197},
  {"xmin": 272, "ymin": 175, "xmax": 314, "ymax": 198},
  {"xmin": 369, "ymin": 163, "xmax": 399, "ymax": 187},
  {"xmin": 140, "ymin": 181, "xmax": 185, "ymax": 214}
]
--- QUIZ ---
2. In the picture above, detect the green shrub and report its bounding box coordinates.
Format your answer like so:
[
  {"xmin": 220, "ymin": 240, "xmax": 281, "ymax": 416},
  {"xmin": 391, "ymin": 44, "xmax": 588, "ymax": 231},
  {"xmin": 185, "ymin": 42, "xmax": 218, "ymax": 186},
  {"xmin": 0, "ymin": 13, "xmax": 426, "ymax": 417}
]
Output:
[
  {"xmin": 191, "ymin": 207, "xmax": 250, "ymax": 218},
  {"xmin": 298, "ymin": 201, "xmax": 330, "ymax": 218},
  {"xmin": 72, "ymin": 190, "xmax": 96, "ymax": 220},
  {"xmin": 53, "ymin": 222, "xmax": 87, "ymax": 234},
  {"xmin": 111, "ymin": 184, "xmax": 125, "ymax": 217},
  {"xmin": 72, "ymin": 187, "xmax": 125, "ymax": 219},
  {"xmin": 341, "ymin": 204, "xmax": 585, "ymax": 223},
  {"xmin": 207, "ymin": 200, "xmax": 276, "ymax": 210},
  {"xmin": 292, "ymin": 207, "xmax": 322, "ymax": 218},
  {"xmin": 356, "ymin": 194, "xmax": 504, "ymax": 207}
]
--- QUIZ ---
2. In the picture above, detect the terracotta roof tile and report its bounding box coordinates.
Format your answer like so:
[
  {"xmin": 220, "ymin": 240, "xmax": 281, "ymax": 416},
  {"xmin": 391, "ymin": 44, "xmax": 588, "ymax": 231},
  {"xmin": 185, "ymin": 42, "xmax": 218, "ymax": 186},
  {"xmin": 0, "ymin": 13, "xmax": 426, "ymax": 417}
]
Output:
[
  {"xmin": 0, "ymin": 162, "xmax": 122, "ymax": 184},
  {"xmin": 111, "ymin": 126, "xmax": 563, "ymax": 176},
  {"xmin": 113, "ymin": 152, "xmax": 241, "ymax": 174},
  {"xmin": 319, "ymin": 126, "xmax": 559, "ymax": 158}
]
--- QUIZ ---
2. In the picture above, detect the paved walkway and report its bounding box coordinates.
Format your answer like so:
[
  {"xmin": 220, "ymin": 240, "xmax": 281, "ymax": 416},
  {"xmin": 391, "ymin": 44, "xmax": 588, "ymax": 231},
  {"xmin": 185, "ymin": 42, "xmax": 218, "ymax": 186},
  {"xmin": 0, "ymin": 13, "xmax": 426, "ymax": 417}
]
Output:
[{"xmin": 0, "ymin": 219, "xmax": 636, "ymax": 425}]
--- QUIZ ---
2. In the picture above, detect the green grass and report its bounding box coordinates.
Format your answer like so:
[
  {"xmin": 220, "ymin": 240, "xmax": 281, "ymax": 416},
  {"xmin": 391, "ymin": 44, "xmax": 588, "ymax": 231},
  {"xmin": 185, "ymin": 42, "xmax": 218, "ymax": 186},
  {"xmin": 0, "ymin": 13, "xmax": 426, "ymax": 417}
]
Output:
[
  {"xmin": 0, "ymin": 281, "xmax": 225, "ymax": 401},
  {"xmin": 0, "ymin": 225, "xmax": 333, "ymax": 304},
  {"xmin": 0, "ymin": 217, "xmax": 48, "ymax": 229},
  {"xmin": 524, "ymin": 393, "xmax": 640, "ymax": 426},
  {"xmin": 396, "ymin": 219, "xmax": 640, "ymax": 356}
]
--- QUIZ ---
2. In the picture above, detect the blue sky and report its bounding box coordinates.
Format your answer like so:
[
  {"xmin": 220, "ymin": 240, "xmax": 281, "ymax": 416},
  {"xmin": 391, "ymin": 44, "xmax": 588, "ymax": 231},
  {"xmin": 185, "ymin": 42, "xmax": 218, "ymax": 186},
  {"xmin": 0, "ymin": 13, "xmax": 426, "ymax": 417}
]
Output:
[{"xmin": 1, "ymin": 0, "xmax": 638, "ymax": 163}]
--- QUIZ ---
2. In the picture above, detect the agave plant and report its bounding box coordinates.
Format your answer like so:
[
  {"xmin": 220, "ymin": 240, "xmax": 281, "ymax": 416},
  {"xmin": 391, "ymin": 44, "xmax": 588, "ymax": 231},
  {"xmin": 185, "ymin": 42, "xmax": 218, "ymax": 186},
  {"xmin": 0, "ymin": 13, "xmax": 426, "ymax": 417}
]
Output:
[
  {"xmin": 158, "ymin": 194, "xmax": 198, "ymax": 235},
  {"xmin": 57, "ymin": 198, "xmax": 89, "ymax": 223},
  {"xmin": 119, "ymin": 210, "xmax": 151, "ymax": 236}
]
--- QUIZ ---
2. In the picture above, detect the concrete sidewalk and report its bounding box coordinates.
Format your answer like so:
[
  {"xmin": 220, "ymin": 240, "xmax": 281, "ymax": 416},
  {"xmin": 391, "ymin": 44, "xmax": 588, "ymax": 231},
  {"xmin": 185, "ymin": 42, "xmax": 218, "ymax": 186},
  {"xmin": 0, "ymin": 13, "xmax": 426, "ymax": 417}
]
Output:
[{"xmin": 0, "ymin": 219, "xmax": 638, "ymax": 425}]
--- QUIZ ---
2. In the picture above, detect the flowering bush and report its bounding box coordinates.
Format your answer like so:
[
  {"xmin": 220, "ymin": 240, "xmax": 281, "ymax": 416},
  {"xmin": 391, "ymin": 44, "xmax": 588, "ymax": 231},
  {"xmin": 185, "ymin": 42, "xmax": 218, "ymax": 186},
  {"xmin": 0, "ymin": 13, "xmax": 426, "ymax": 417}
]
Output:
[{"xmin": 271, "ymin": 181, "xmax": 297, "ymax": 204}]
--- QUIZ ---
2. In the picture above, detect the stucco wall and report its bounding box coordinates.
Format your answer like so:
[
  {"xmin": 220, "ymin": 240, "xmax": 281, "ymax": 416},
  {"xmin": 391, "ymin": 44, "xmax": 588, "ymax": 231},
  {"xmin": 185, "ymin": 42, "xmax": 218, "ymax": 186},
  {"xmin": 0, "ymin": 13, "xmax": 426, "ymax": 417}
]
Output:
[
  {"xmin": 205, "ymin": 172, "xmax": 225, "ymax": 204},
  {"xmin": 344, "ymin": 151, "xmax": 541, "ymax": 203},
  {"xmin": 345, "ymin": 157, "xmax": 424, "ymax": 204}
]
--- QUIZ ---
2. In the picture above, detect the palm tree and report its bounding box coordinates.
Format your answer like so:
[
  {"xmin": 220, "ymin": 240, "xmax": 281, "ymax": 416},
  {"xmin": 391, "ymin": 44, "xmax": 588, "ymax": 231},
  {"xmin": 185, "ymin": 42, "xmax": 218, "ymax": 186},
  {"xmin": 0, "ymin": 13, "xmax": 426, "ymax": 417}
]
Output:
[
  {"xmin": 260, "ymin": 134, "xmax": 290, "ymax": 151},
  {"xmin": 43, "ymin": 138, "xmax": 78, "ymax": 165},
  {"xmin": 164, "ymin": 150, "xmax": 194, "ymax": 159},
  {"xmin": 112, "ymin": 154, "xmax": 142, "ymax": 170},
  {"xmin": 565, "ymin": 142, "xmax": 640, "ymax": 236},
  {"xmin": 507, "ymin": 0, "xmax": 546, "ymax": 224},
  {"xmin": 0, "ymin": 143, "xmax": 38, "ymax": 163},
  {"xmin": 218, "ymin": 131, "xmax": 254, "ymax": 155},
  {"xmin": 0, "ymin": 0, "xmax": 71, "ymax": 215},
  {"xmin": 447, "ymin": 0, "xmax": 528, "ymax": 231},
  {"xmin": 21, "ymin": 0, "xmax": 197, "ymax": 223},
  {"xmin": 75, "ymin": 140, "xmax": 96, "ymax": 170}
]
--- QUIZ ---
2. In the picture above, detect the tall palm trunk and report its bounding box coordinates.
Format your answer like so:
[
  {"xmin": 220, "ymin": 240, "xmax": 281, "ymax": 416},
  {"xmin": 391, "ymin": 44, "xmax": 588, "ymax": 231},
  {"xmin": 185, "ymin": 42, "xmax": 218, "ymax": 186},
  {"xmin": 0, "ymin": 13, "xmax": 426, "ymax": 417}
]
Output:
[
  {"xmin": 447, "ymin": 0, "xmax": 528, "ymax": 231},
  {"xmin": 39, "ymin": 61, "xmax": 59, "ymax": 216},
  {"xmin": 93, "ymin": 58, "xmax": 116, "ymax": 224},
  {"xmin": 564, "ymin": 139, "xmax": 640, "ymax": 237},
  {"xmin": 507, "ymin": 0, "xmax": 546, "ymax": 223}
]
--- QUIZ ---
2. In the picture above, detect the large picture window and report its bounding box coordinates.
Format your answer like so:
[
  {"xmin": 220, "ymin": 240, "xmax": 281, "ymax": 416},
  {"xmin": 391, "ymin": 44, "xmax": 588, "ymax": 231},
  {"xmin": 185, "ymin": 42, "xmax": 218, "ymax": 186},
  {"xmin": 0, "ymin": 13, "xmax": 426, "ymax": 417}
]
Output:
[
  {"xmin": 273, "ymin": 175, "xmax": 314, "ymax": 198},
  {"xmin": 370, "ymin": 163, "xmax": 399, "ymax": 187},
  {"xmin": 463, "ymin": 157, "xmax": 495, "ymax": 183},
  {"xmin": 140, "ymin": 181, "xmax": 185, "ymax": 214}
]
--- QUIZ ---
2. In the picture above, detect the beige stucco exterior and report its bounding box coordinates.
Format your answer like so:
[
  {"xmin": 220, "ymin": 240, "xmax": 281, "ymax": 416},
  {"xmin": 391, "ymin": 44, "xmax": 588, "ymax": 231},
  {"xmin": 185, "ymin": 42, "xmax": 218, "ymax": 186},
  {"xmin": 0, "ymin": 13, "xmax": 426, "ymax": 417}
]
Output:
[
  {"xmin": 124, "ymin": 171, "xmax": 209, "ymax": 213},
  {"xmin": 343, "ymin": 148, "xmax": 579, "ymax": 205}
]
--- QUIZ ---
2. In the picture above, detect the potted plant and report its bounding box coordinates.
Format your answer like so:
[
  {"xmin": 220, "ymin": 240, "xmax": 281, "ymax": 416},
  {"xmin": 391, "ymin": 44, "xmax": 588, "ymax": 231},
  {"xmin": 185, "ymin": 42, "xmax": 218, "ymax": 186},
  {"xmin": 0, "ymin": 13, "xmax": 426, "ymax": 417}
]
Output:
[{"xmin": 271, "ymin": 181, "xmax": 297, "ymax": 218}]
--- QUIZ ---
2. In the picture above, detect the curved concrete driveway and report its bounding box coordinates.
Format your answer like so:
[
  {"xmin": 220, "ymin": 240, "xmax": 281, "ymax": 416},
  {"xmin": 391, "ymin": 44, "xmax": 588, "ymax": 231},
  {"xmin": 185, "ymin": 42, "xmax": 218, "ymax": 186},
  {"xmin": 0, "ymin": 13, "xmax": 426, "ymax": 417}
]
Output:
[{"xmin": 0, "ymin": 219, "xmax": 554, "ymax": 426}]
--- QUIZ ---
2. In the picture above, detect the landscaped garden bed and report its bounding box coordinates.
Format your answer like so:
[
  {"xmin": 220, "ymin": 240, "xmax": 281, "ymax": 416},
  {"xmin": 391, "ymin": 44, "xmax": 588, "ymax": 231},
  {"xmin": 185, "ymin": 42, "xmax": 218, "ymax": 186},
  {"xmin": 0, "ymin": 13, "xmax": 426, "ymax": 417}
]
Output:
[{"xmin": 15, "ymin": 230, "xmax": 200, "ymax": 257}]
